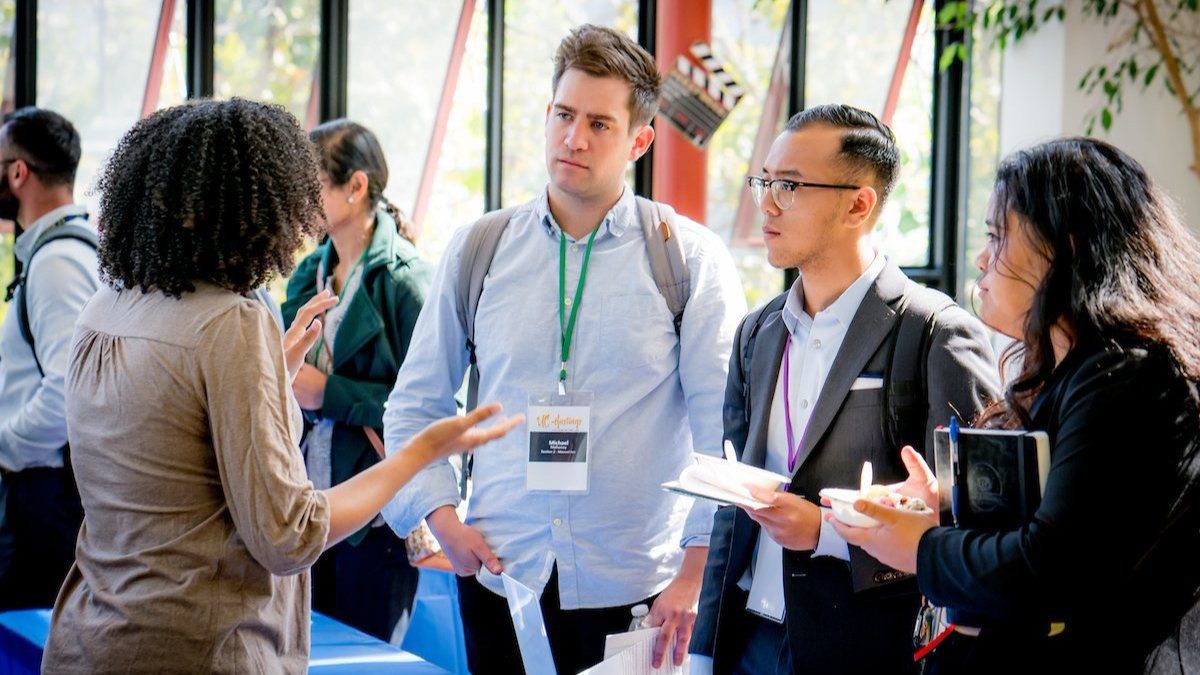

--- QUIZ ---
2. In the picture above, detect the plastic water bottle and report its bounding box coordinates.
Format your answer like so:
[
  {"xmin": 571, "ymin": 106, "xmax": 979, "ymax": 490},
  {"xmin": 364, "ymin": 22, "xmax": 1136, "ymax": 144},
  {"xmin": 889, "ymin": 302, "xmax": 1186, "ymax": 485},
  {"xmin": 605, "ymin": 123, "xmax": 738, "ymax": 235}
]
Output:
[{"xmin": 629, "ymin": 603, "xmax": 650, "ymax": 631}]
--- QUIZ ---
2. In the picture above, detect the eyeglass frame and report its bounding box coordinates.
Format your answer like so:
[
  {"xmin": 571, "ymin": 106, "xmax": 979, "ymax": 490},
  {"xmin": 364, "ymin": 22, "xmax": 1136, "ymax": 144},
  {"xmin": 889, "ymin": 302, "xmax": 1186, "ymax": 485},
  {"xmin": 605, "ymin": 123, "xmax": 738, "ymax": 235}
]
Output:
[{"xmin": 746, "ymin": 175, "xmax": 861, "ymax": 210}]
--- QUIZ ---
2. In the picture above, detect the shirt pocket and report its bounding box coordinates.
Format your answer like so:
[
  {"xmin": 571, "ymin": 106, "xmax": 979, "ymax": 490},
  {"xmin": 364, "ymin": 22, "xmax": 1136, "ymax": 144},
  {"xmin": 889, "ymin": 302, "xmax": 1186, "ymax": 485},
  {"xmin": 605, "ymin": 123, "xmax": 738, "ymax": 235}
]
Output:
[{"xmin": 599, "ymin": 292, "xmax": 675, "ymax": 369}]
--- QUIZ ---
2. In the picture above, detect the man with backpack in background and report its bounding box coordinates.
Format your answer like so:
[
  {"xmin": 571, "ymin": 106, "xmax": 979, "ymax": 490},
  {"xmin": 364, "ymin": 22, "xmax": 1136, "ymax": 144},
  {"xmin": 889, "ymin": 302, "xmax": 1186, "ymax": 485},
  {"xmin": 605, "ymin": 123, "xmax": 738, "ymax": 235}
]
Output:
[
  {"xmin": 0, "ymin": 107, "xmax": 99, "ymax": 609},
  {"xmin": 380, "ymin": 24, "xmax": 746, "ymax": 675},
  {"xmin": 689, "ymin": 104, "xmax": 999, "ymax": 674}
]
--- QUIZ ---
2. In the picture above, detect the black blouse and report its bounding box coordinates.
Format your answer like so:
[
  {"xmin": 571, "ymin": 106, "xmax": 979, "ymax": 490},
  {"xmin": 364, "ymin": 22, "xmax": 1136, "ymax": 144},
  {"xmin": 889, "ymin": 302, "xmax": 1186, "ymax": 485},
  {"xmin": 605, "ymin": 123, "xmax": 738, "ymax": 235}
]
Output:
[{"xmin": 917, "ymin": 341, "xmax": 1199, "ymax": 670}]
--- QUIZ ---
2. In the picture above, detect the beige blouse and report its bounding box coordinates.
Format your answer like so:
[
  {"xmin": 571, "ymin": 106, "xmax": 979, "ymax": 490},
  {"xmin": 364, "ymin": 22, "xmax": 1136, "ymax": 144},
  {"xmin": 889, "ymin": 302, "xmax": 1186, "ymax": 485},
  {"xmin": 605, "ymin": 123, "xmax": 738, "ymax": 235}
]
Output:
[{"xmin": 43, "ymin": 282, "xmax": 331, "ymax": 674}]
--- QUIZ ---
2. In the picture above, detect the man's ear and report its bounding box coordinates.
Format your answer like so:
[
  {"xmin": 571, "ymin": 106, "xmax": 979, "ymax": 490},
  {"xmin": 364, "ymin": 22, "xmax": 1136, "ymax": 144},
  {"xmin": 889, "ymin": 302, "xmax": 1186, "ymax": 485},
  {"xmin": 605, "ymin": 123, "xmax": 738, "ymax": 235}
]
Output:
[
  {"xmin": 846, "ymin": 185, "xmax": 879, "ymax": 230},
  {"xmin": 629, "ymin": 124, "xmax": 655, "ymax": 162}
]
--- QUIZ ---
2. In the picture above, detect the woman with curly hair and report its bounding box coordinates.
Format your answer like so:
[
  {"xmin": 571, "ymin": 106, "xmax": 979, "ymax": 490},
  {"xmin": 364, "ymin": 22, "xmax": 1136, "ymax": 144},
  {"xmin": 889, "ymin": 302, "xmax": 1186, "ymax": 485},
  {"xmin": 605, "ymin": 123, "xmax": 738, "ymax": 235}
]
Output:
[
  {"xmin": 41, "ymin": 99, "xmax": 520, "ymax": 673},
  {"xmin": 282, "ymin": 119, "xmax": 431, "ymax": 642}
]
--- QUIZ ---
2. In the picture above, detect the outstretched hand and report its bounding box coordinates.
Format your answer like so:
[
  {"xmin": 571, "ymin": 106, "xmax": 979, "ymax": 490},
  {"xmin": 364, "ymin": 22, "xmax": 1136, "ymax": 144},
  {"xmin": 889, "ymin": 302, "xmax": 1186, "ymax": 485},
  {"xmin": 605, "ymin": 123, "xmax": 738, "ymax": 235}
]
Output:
[{"xmin": 408, "ymin": 402, "xmax": 524, "ymax": 465}]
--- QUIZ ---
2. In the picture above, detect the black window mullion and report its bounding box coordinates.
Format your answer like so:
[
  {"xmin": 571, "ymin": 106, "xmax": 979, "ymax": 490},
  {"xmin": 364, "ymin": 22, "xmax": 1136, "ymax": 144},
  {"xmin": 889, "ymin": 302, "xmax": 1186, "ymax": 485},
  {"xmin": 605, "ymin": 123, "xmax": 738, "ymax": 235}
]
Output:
[
  {"xmin": 634, "ymin": 0, "xmax": 655, "ymax": 199},
  {"xmin": 926, "ymin": 0, "xmax": 969, "ymax": 297},
  {"xmin": 484, "ymin": 0, "xmax": 503, "ymax": 212},
  {"xmin": 783, "ymin": 0, "xmax": 807, "ymax": 291},
  {"xmin": 13, "ymin": 0, "xmax": 37, "ymax": 108},
  {"xmin": 186, "ymin": 0, "xmax": 214, "ymax": 99},
  {"xmin": 318, "ymin": 0, "xmax": 348, "ymax": 121}
]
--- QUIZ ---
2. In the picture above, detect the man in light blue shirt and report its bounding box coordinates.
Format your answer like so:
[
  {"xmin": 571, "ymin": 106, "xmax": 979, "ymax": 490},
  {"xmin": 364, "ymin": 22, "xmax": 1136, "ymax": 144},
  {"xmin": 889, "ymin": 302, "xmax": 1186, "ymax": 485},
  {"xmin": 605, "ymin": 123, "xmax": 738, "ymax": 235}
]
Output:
[
  {"xmin": 382, "ymin": 25, "xmax": 746, "ymax": 675},
  {"xmin": 0, "ymin": 108, "xmax": 99, "ymax": 609}
]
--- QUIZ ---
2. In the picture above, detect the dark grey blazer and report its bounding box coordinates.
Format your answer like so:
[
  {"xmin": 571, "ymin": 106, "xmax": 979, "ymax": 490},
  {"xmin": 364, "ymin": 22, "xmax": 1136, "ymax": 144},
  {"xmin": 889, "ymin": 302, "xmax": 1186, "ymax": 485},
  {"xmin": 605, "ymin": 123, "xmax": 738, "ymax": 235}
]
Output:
[{"xmin": 692, "ymin": 262, "xmax": 1001, "ymax": 674}]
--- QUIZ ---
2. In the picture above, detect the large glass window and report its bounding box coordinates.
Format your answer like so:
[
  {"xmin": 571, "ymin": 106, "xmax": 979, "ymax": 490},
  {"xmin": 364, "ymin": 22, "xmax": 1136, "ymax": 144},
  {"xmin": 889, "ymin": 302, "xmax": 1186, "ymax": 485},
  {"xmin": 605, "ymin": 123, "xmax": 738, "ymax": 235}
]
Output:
[
  {"xmin": 348, "ymin": 0, "xmax": 487, "ymax": 264},
  {"xmin": 961, "ymin": 23, "xmax": 1002, "ymax": 308},
  {"xmin": 501, "ymin": 0, "xmax": 637, "ymax": 207},
  {"xmin": 707, "ymin": 0, "xmax": 791, "ymax": 308},
  {"xmin": 805, "ymin": 0, "xmax": 936, "ymax": 268},
  {"xmin": 214, "ymin": 0, "xmax": 320, "ymax": 124},
  {"xmin": 37, "ymin": 0, "xmax": 186, "ymax": 212}
]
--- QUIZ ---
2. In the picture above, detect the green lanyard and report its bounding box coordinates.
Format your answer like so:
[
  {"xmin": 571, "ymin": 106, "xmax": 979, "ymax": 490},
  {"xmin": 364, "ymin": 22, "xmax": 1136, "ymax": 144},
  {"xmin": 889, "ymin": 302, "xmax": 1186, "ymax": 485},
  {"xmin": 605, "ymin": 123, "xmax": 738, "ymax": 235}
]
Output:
[
  {"xmin": 314, "ymin": 248, "xmax": 369, "ymax": 369},
  {"xmin": 558, "ymin": 227, "xmax": 599, "ymax": 394}
]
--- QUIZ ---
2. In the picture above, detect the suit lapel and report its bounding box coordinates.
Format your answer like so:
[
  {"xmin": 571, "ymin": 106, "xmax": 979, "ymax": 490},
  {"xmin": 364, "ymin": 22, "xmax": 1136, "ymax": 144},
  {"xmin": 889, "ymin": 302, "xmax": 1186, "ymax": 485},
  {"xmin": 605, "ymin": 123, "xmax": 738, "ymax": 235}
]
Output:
[
  {"xmin": 791, "ymin": 263, "xmax": 909, "ymax": 473},
  {"xmin": 743, "ymin": 311, "xmax": 788, "ymax": 469}
]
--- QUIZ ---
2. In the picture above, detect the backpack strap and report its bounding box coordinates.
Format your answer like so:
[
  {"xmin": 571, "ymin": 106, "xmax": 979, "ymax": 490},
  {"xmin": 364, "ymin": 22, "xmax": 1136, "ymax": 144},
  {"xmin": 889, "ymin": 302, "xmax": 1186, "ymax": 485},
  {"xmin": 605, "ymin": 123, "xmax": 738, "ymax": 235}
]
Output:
[
  {"xmin": 635, "ymin": 196, "xmax": 690, "ymax": 336},
  {"xmin": 15, "ymin": 218, "xmax": 98, "ymax": 378},
  {"xmin": 454, "ymin": 205, "xmax": 519, "ymax": 498},
  {"xmin": 738, "ymin": 292, "xmax": 789, "ymax": 431},
  {"xmin": 882, "ymin": 285, "xmax": 954, "ymax": 453}
]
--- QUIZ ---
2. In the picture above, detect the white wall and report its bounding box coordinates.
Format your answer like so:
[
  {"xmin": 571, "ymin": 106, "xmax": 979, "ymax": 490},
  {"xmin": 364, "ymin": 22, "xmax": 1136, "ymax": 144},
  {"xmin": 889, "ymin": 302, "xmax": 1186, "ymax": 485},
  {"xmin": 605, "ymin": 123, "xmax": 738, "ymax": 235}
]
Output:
[{"xmin": 998, "ymin": 8, "xmax": 1200, "ymax": 231}]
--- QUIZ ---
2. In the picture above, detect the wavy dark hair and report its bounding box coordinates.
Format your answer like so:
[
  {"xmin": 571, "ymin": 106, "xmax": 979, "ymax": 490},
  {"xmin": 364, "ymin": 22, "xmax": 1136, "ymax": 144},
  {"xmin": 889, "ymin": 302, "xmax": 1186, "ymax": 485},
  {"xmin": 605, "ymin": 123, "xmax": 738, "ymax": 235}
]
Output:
[
  {"xmin": 309, "ymin": 119, "xmax": 415, "ymax": 243},
  {"xmin": 978, "ymin": 137, "xmax": 1200, "ymax": 428},
  {"xmin": 95, "ymin": 98, "xmax": 323, "ymax": 297}
]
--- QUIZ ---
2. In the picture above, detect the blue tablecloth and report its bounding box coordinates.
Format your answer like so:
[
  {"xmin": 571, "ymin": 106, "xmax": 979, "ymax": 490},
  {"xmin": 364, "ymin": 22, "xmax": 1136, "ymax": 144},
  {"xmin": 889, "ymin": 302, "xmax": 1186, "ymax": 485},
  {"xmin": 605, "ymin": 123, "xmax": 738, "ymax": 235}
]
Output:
[{"xmin": 0, "ymin": 609, "xmax": 447, "ymax": 674}]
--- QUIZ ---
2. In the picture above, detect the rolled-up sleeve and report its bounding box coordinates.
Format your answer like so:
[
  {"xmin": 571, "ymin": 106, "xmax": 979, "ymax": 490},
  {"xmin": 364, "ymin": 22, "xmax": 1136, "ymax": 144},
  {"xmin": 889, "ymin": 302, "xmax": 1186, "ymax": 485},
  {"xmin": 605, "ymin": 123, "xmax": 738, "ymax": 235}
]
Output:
[
  {"xmin": 380, "ymin": 226, "xmax": 474, "ymax": 536},
  {"xmin": 200, "ymin": 302, "xmax": 330, "ymax": 576},
  {"xmin": 677, "ymin": 226, "xmax": 747, "ymax": 548}
]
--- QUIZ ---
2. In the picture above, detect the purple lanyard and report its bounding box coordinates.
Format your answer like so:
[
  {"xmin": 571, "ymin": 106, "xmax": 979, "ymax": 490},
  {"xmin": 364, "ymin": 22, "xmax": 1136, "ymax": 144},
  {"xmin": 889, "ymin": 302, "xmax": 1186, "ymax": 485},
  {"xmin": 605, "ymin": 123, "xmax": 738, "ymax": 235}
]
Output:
[{"xmin": 782, "ymin": 333, "xmax": 800, "ymax": 473}]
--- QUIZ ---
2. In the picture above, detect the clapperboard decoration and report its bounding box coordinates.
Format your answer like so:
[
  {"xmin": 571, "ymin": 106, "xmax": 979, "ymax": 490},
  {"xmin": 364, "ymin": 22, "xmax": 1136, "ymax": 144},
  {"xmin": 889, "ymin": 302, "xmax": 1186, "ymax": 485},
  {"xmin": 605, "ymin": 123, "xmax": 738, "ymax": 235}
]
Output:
[{"xmin": 659, "ymin": 42, "xmax": 746, "ymax": 148}]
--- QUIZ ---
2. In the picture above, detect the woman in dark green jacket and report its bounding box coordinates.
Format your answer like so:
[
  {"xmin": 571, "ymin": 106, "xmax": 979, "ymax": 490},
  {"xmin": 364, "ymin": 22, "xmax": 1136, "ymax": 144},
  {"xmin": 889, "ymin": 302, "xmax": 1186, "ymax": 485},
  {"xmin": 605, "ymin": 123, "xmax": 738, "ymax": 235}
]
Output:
[{"xmin": 282, "ymin": 119, "xmax": 432, "ymax": 642}]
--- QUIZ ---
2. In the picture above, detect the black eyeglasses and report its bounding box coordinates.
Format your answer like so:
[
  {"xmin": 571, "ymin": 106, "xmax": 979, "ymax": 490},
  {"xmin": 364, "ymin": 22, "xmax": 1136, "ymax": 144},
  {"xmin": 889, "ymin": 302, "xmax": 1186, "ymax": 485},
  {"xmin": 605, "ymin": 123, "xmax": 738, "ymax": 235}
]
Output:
[{"xmin": 746, "ymin": 176, "xmax": 860, "ymax": 210}]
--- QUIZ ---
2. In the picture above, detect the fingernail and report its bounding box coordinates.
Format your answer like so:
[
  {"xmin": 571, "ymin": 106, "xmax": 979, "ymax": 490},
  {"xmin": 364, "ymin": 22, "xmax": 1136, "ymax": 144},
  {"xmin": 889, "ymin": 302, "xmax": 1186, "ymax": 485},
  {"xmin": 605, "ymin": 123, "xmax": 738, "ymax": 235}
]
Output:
[{"xmin": 854, "ymin": 501, "xmax": 867, "ymax": 512}]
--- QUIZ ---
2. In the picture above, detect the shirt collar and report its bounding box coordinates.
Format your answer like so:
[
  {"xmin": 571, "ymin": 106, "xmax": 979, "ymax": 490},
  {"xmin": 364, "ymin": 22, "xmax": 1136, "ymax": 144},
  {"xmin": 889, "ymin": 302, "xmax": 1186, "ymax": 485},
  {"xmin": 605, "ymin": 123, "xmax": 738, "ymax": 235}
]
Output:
[
  {"xmin": 782, "ymin": 252, "xmax": 887, "ymax": 335},
  {"xmin": 536, "ymin": 186, "xmax": 635, "ymax": 241},
  {"xmin": 14, "ymin": 203, "xmax": 89, "ymax": 264}
]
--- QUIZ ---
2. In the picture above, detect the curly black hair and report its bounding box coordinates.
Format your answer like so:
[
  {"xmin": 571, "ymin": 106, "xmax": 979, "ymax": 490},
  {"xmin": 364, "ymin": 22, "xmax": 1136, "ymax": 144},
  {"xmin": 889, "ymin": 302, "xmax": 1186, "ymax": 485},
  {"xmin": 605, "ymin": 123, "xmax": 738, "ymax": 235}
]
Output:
[{"xmin": 95, "ymin": 98, "xmax": 323, "ymax": 297}]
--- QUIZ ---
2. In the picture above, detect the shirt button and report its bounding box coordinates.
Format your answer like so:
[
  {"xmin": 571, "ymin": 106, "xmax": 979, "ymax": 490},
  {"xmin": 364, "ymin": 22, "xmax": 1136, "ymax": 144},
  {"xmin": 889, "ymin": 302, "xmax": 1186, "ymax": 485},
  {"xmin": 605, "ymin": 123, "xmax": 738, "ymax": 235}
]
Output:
[
  {"xmin": 571, "ymin": 244, "xmax": 580, "ymax": 253},
  {"xmin": 800, "ymin": 399, "xmax": 809, "ymax": 409},
  {"xmin": 812, "ymin": 339, "xmax": 822, "ymax": 349},
  {"xmin": 553, "ymin": 518, "xmax": 563, "ymax": 526},
  {"xmin": 565, "ymin": 297, "xmax": 573, "ymax": 307}
]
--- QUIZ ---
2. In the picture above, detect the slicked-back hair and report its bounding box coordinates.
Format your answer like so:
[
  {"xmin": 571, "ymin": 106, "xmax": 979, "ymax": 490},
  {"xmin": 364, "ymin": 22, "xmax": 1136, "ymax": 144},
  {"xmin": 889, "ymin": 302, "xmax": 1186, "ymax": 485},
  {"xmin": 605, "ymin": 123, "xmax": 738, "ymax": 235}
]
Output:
[
  {"xmin": 0, "ymin": 107, "xmax": 81, "ymax": 187},
  {"xmin": 96, "ymin": 98, "xmax": 323, "ymax": 298},
  {"xmin": 551, "ymin": 24, "xmax": 662, "ymax": 130},
  {"xmin": 784, "ymin": 103, "xmax": 899, "ymax": 205}
]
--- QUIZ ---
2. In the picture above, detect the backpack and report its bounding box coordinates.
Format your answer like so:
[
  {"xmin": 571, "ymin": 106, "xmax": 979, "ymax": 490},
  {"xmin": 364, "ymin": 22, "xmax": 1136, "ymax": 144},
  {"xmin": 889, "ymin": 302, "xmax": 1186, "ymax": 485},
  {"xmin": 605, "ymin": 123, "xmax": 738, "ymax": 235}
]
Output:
[
  {"xmin": 734, "ymin": 280, "xmax": 953, "ymax": 456},
  {"xmin": 8, "ymin": 217, "xmax": 98, "ymax": 378},
  {"xmin": 452, "ymin": 196, "xmax": 692, "ymax": 497}
]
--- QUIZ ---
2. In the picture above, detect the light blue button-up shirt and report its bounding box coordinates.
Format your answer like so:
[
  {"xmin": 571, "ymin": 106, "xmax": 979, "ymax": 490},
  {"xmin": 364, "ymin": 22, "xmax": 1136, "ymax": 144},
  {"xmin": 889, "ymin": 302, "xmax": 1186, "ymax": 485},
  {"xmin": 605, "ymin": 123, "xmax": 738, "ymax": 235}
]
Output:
[
  {"xmin": 382, "ymin": 187, "xmax": 746, "ymax": 608},
  {"xmin": 0, "ymin": 204, "xmax": 99, "ymax": 471}
]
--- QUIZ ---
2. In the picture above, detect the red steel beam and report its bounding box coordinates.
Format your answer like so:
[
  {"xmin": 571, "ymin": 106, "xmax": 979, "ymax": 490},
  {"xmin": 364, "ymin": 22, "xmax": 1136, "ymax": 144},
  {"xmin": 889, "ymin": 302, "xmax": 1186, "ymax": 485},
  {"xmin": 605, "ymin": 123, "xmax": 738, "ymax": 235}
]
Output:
[
  {"xmin": 652, "ymin": 0, "xmax": 712, "ymax": 224},
  {"xmin": 881, "ymin": 0, "xmax": 924, "ymax": 127},
  {"xmin": 411, "ymin": 0, "xmax": 476, "ymax": 238},
  {"xmin": 141, "ymin": 0, "xmax": 177, "ymax": 118}
]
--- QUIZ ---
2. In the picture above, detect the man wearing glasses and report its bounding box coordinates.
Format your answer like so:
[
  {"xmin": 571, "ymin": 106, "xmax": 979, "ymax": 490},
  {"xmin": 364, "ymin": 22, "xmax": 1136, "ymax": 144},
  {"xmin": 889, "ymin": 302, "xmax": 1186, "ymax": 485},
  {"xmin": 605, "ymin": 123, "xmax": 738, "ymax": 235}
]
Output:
[
  {"xmin": 0, "ymin": 108, "xmax": 99, "ymax": 609},
  {"xmin": 689, "ymin": 104, "xmax": 998, "ymax": 674}
]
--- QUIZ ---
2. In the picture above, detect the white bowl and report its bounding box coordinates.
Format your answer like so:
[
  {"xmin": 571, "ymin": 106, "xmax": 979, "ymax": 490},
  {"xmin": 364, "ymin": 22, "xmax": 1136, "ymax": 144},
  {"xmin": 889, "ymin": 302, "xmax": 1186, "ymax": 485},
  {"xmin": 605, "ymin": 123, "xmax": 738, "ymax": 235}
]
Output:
[{"xmin": 819, "ymin": 488, "xmax": 882, "ymax": 528}]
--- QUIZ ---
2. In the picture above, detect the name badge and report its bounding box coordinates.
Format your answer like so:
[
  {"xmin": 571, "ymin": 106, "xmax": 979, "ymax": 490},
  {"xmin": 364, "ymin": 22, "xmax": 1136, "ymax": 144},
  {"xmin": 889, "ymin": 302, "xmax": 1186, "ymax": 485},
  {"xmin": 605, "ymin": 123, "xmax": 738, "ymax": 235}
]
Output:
[{"xmin": 527, "ymin": 391, "xmax": 592, "ymax": 492}]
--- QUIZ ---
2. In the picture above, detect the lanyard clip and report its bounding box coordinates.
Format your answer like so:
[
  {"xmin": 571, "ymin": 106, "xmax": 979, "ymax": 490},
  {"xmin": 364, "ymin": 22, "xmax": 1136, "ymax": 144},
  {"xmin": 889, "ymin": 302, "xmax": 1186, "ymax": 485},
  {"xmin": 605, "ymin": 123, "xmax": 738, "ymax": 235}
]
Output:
[{"xmin": 558, "ymin": 363, "xmax": 568, "ymax": 396}]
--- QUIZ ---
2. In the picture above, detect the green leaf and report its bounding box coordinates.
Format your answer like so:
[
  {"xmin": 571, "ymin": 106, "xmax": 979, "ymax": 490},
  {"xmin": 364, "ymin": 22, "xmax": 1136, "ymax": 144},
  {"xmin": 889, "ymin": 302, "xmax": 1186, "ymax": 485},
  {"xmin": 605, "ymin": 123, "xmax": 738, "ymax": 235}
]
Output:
[
  {"xmin": 1101, "ymin": 107, "xmax": 1113, "ymax": 130},
  {"xmin": 957, "ymin": 42, "xmax": 969, "ymax": 61},
  {"xmin": 939, "ymin": 43, "xmax": 959, "ymax": 72},
  {"xmin": 937, "ymin": 2, "xmax": 960, "ymax": 27},
  {"xmin": 1104, "ymin": 80, "xmax": 1118, "ymax": 100},
  {"xmin": 1145, "ymin": 63, "xmax": 1160, "ymax": 86}
]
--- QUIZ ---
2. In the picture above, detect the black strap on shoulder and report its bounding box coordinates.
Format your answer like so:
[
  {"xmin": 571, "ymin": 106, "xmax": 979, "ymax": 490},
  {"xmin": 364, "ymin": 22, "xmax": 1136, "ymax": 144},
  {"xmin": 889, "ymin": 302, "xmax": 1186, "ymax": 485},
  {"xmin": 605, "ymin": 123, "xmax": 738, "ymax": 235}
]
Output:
[
  {"xmin": 14, "ymin": 219, "xmax": 97, "ymax": 378},
  {"xmin": 882, "ymin": 286, "xmax": 953, "ymax": 452},
  {"xmin": 738, "ymin": 292, "xmax": 788, "ymax": 429}
]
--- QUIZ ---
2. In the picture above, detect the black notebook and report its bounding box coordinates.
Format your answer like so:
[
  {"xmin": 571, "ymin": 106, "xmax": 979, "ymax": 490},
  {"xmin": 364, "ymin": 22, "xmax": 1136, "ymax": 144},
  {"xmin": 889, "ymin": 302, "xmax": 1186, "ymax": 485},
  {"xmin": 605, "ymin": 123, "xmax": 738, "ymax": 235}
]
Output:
[{"xmin": 933, "ymin": 427, "xmax": 1051, "ymax": 531}]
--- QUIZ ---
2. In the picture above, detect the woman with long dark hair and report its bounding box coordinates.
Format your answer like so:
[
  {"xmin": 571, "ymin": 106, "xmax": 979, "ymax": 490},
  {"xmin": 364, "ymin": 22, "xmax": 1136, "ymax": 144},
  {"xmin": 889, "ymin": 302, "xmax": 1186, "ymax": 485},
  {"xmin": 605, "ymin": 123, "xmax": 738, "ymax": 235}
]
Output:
[
  {"xmin": 281, "ymin": 119, "xmax": 429, "ymax": 642},
  {"xmin": 832, "ymin": 137, "xmax": 1200, "ymax": 672},
  {"xmin": 43, "ymin": 100, "xmax": 520, "ymax": 672}
]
